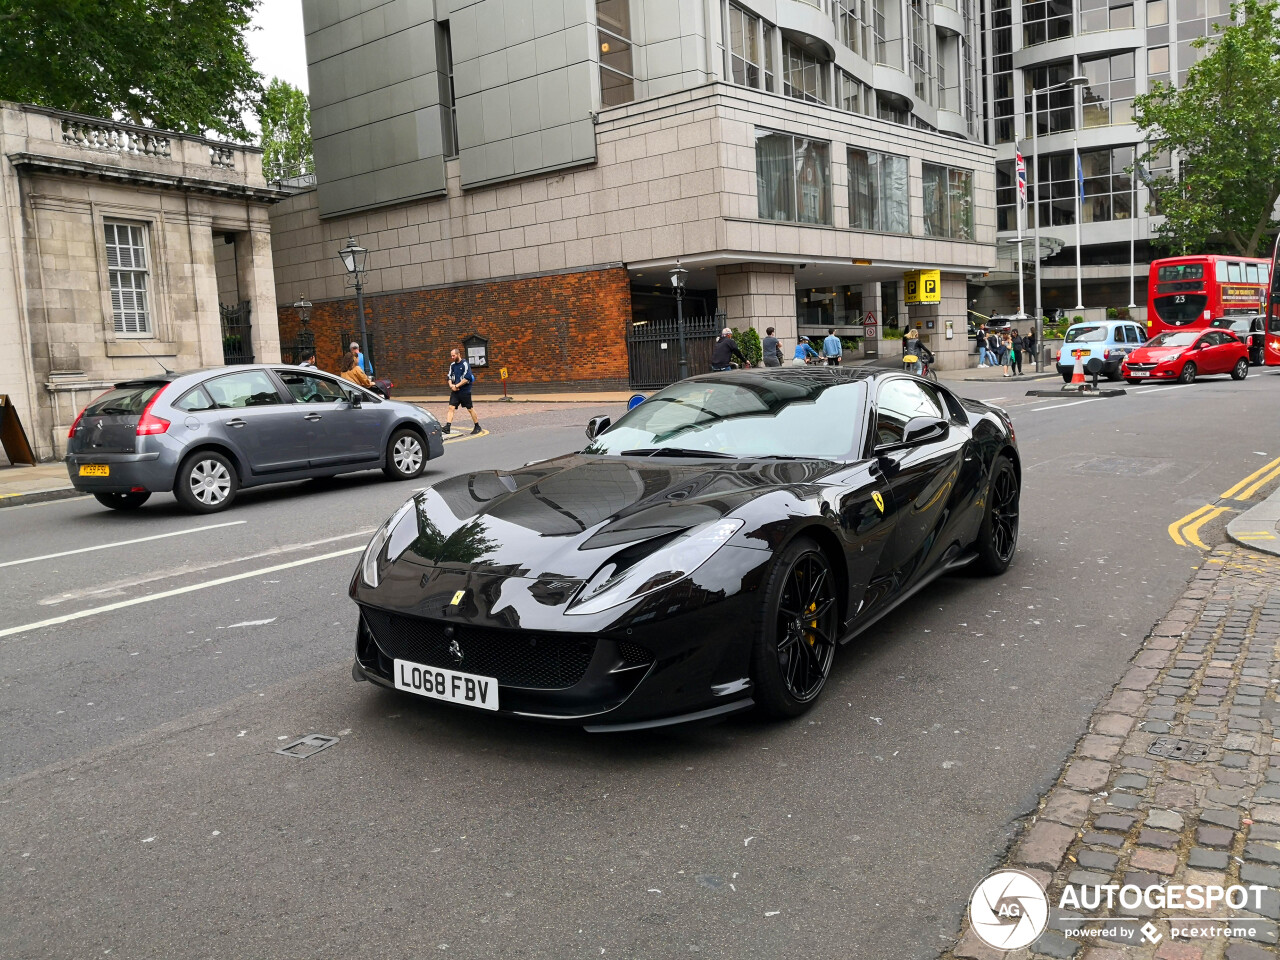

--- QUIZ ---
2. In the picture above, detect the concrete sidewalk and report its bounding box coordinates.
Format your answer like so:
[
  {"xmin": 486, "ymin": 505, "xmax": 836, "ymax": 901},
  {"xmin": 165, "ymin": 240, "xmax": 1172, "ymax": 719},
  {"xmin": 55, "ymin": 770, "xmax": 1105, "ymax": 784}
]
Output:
[
  {"xmin": 0, "ymin": 462, "xmax": 81, "ymax": 508},
  {"xmin": 1228, "ymin": 483, "xmax": 1280, "ymax": 557}
]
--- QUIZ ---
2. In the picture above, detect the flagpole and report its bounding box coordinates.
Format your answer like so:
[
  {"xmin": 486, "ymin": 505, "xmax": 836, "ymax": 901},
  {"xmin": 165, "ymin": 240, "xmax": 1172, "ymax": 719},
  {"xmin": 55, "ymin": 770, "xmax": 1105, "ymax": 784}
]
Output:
[
  {"xmin": 1032, "ymin": 90, "xmax": 1043, "ymax": 370},
  {"xmin": 1074, "ymin": 134, "xmax": 1084, "ymax": 310},
  {"xmin": 1128, "ymin": 166, "xmax": 1137, "ymax": 308},
  {"xmin": 1017, "ymin": 158, "xmax": 1026, "ymax": 322}
]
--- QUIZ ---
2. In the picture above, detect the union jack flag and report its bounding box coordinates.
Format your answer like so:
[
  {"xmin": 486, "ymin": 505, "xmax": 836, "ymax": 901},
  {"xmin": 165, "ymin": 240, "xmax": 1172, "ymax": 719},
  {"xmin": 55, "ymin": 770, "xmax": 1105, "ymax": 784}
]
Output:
[{"xmin": 1016, "ymin": 151, "xmax": 1027, "ymax": 209}]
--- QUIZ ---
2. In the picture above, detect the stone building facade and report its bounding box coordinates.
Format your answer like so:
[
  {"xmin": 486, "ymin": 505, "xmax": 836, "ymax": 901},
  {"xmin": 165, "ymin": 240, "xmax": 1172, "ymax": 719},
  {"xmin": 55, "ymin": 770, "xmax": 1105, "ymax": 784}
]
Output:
[
  {"xmin": 0, "ymin": 102, "xmax": 284, "ymax": 461},
  {"xmin": 270, "ymin": 0, "xmax": 997, "ymax": 392}
]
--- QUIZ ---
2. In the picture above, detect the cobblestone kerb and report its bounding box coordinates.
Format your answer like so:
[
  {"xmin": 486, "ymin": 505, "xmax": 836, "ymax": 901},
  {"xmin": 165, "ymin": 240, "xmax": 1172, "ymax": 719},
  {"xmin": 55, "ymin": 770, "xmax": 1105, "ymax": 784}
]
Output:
[{"xmin": 944, "ymin": 546, "xmax": 1280, "ymax": 960}]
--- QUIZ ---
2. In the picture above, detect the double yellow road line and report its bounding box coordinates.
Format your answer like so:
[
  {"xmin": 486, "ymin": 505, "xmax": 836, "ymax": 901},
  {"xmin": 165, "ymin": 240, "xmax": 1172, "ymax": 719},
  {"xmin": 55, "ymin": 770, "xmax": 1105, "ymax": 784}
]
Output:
[{"xmin": 1168, "ymin": 456, "xmax": 1280, "ymax": 548}]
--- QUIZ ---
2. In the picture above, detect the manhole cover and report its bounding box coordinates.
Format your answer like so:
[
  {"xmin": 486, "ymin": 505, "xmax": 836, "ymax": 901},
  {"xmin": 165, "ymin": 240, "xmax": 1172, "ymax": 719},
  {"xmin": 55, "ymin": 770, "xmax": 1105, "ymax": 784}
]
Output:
[
  {"xmin": 275, "ymin": 734, "xmax": 338, "ymax": 759},
  {"xmin": 1147, "ymin": 737, "xmax": 1209, "ymax": 762}
]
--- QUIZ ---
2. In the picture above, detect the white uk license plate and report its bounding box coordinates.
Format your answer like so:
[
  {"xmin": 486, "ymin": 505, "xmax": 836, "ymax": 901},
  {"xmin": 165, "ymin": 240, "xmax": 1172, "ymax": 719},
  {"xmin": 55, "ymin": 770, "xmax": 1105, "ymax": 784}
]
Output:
[
  {"xmin": 393, "ymin": 658, "xmax": 499, "ymax": 711},
  {"xmin": 1130, "ymin": 371, "xmax": 1149, "ymax": 378}
]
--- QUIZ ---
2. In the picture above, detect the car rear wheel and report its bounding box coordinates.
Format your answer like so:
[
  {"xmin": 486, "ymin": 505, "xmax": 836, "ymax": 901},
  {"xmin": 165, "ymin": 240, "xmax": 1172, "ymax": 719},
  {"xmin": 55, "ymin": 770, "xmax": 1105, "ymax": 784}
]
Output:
[
  {"xmin": 1061, "ymin": 370, "xmax": 1073, "ymax": 383},
  {"xmin": 1125, "ymin": 379, "xmax": 1142, "ymax": 385},
  {"xmin": 974, "ymin": 456, "xmax": 1019, "ymax": 576},
  {"xmin": 1232, "ymin": 358, "xmax": 1249, "ymax": 380},
  {"xmin": 175, "ymin": 451, "xmax": 238, "ymax": 513},
  {"xmin": 383, "ymin": 428, "xmax": 426, "ymax": 480},
  {"xmin": 751, "ymin": 536, "xmax": 839, "ymax": 719},
  {"xmin": 93, "ymin": 491, "xmax": 150, "ymax": 511}
]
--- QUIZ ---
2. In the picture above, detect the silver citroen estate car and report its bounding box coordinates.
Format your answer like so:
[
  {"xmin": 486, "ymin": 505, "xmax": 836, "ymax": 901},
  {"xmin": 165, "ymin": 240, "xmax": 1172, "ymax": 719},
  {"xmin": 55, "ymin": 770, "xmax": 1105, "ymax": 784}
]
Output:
[{"xmin": 66, "ymin": 364, "xmax": 443, "ymax": 513}]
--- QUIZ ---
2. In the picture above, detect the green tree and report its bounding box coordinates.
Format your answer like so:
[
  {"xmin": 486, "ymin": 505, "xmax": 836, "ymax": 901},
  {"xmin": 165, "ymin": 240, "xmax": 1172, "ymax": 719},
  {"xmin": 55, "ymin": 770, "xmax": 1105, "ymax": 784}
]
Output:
[
  {"xmin": 1132, "ymin": 0, "xmax": 1280, "ymax": 256},
  {"xmin": 0, "ymin": 0, "xmax": 262, "ymax": 141},
  {"xmin": 259, "ymin": 78, "xmax": 312, "ymax": 179}
]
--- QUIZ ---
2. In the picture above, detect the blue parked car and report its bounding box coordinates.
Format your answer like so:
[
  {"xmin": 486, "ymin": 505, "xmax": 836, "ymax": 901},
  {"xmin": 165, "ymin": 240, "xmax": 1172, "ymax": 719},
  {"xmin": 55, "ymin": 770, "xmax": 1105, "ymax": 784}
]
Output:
[{"xmin": 1055, "ymin": 319, "xmax": 1147, "ymax": 381}]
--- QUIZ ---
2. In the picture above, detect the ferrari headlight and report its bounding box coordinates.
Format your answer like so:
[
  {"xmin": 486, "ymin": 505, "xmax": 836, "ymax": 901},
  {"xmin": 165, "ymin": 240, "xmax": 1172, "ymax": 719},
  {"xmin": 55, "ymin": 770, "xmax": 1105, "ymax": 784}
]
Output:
[
  {"xmin": 567, "ymin": 519, "xmax": 744, "ymax": 616},
  {"xmin": 359, "ymin": 498, "xmax": 417, "ymax": 588}
]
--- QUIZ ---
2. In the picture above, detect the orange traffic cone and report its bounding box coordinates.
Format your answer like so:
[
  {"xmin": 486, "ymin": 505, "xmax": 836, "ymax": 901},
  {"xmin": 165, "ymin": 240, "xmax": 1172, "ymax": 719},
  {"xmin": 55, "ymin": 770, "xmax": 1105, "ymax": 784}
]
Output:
[{"xmin": 1070, "ymin": 353, "xmax": 1086, "ymax": 385}]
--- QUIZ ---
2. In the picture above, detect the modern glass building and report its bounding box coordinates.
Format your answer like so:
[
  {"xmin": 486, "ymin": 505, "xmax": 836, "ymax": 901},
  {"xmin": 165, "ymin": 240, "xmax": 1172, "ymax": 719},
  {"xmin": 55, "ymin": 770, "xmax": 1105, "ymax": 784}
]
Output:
[
  {"xmin": 268, "ymin": 0, "xmax": 997, "ymax": 390},
  {"xmin": 978, "ymin": 0, "xmax": 1229, "ymax": 317}
]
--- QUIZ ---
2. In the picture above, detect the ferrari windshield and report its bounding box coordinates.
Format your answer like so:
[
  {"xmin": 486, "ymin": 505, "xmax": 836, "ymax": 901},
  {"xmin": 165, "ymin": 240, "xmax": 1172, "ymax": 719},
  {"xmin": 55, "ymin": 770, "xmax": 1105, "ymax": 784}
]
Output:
[{"xmin": 584, "ymin": 376, "xmax": 867, "ymax": 460}]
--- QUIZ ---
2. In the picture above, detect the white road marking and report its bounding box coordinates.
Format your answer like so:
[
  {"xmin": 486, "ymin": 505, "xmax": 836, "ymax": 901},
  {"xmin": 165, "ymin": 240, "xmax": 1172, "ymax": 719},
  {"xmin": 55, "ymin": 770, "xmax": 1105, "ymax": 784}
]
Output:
[
  {"xmin": 0, "ymin": 546, "xmax": 365, "ymax": 639},
  {"xmin": 40, "ymin": 529, "xmax": 374, "ymax": 605},
  {"xmin": 226, "ymin": 618, "xmax": 278, "ymax": 628},
  {"xmin": 0, "ymin": 520, "xmax": 246, "ymax": 568},
  {"xmin": 1026, "ymin": 397, "xmax": 1107, "ymax": 412}
]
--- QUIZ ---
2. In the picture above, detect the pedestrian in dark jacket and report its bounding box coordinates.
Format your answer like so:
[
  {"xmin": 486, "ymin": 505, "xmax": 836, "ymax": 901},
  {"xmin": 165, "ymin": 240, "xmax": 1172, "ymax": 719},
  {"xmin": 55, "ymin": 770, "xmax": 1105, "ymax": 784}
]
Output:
[
  {"xmin": 761, "ymin": 327, "xmax": 784, "ymax": 367},
  {"xmin": 1010, "ymin": 330, "xmax": 1024, "ymax": 376},
  {"xmin": 710, "ymin": 328, "xmax": 750, "ymax": 371},
  {"xmin": 987, "ymin": 331, "xmax": 1002, "ymax": 365}
]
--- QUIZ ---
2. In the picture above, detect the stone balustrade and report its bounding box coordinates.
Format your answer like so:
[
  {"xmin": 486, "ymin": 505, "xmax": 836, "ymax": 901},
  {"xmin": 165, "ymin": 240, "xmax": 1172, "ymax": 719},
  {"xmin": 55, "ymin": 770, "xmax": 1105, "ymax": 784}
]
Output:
[{"xmin": 60, "ymin": 119, "xmax": 172, "ymax": 159}]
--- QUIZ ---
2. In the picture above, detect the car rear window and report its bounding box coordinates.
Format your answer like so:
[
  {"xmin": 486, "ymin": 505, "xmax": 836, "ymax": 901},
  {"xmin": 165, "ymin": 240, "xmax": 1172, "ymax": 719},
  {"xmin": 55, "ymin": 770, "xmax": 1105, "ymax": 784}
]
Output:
[
  {"xmin": 83, "ymin": 382, "xmax": 165, "ymax": 417},
  {"xmin": 1065, "ymin": 325, "xmax": 1108, "ymax": 343}
]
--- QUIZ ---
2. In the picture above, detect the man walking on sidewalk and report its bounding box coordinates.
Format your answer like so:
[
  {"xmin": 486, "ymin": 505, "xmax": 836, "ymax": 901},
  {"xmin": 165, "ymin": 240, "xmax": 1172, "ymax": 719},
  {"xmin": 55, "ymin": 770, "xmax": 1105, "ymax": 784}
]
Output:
[
  {"xmin": 822, "ymin": 329, "xmax": 843, "ymax": 366},
  {"xmin": 444, "ymin": 347, "xmax": 482, "ymax": 435}
]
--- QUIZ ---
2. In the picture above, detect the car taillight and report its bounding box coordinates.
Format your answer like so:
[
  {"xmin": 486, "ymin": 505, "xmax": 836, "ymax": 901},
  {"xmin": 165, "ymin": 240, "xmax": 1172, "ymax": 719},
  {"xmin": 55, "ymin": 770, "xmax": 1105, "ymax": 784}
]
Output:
[{"xmin": 135, "ymin": 388, "xmax": 170, "ymax": 436}]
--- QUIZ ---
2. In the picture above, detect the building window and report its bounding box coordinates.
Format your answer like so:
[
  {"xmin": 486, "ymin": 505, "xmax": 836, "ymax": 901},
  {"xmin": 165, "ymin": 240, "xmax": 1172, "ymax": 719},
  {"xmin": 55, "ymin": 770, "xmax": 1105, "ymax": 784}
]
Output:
[
  {"xmin": 764, "ymin": 24, "xmax": 775, "ymax": 91},
  {"xmin": 105, "ymin": 221, "xmax": 151, "ymax": 336},
  {"xmin": 783, "ymin": 41, "xmax": 829, "ymax": 104},
  {"xmin": 1081, "ymin": 52, "xmax": 1135, "ymax": 127},
  {"xmin": 996, "ymin": 160, "xmax": 1016, "ymax": 231},
  {"xmin": 1081, "ymin": 145, "xmax": 1134, "ymax": 222},
  {"xmin": 1148, "ymin": 0, "xmax": 1168, "ymax": 22},
  {"xmin": 437, "ymin": 23, "xmax": 458, "ymax": 158},
  {"xmin": 1081, "ymin": 0, "xmax": 1133, "ymax": 32},
  {"xmin": 922, "ymin": 163, "xmax": 974, "ymax": 239},
  {"xmin": 961, "ymin": 0, "xmax": 978, "ymax": 136},
  {"xmin": 838, "ymin": 70, "xmax": 867, "ymax": 113},
  {"xmin": 877, "ymin": 95, "xmax": 910, "ymax": 124},
  {"xmin": 596, "ymin": 0, "xmax": 635, "ymax": 106},
  {"xmin": 756, "ymin": 129, "xmax": 832, "ymax": 225},
  {"xmin": 990, "ymin": 0, "xmax": 1015, "ymax": 142},
  {"xmin": 833, "ymin": 0, "xmax": 870, "ymax": 58},
  {"xmin": 849, "ymin": 148, "xmax": 910, "ymax": 233},
  {"xmin": 1024, "ymin": 62, "xmax": 1077, "ymax": 135},
  {"xmin": 1148, "ymin": 44, "xmax": 1170, "ymax": 86},
  {"xmin": 1023, "ymin": 0, "xmax": 1073, "ymax": 45},
  {"xmin": 873, "ymin": 0, "xmax": 890, "ymax": 63},
  {"xmin": 729, "ymin": 4, "xmax": 761, "ymax": 88},
  {"xmin": 908, "ymin": 0, "xmax": 933, "ymax": 103}
]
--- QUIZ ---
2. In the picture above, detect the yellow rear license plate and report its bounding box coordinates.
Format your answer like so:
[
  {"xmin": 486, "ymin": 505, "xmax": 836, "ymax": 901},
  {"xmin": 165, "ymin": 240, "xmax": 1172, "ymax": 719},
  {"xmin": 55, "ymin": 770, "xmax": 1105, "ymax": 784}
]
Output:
[{"xmin": 79, "ymin": 464, "xmax": 109, "ymax": 477}]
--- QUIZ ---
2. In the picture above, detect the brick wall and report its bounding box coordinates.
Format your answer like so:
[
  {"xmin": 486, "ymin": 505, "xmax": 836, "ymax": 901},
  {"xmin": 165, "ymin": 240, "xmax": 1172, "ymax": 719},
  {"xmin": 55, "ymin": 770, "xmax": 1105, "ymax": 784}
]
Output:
[{"xmin": 278, "ymin": 266, "xmax": 632, "ymax": 393}]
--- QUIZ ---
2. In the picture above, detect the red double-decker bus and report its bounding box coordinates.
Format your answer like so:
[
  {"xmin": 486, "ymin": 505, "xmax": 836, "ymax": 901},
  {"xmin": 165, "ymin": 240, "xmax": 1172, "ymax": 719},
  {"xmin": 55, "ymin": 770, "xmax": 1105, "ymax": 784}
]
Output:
[
  {"xmin": 1147, "ymin": 254, "xmax": 1270, "ymax": 339},
  {"xmin": 1266, "ymin": 238, "xmax": 1280, "ymax": 365}
]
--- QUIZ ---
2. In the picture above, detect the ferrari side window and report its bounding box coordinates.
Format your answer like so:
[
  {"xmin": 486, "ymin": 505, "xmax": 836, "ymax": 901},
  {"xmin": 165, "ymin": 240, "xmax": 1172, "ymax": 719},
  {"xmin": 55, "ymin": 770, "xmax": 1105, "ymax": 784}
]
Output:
[{"xmin": 875, "ymin": 378, "xmax": 944, "ymax": 447}]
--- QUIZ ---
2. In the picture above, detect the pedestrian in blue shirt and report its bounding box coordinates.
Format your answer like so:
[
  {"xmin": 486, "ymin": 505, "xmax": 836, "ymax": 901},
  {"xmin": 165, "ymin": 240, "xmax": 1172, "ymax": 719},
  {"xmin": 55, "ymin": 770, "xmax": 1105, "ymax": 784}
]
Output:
[
  {"xmin": 349, "ymin": 342, "xmax": 371, "ymax": 376},
  {"xmin": 444, "ymin": 347, "xmax": 482, "ymax": 435},
  {"xmin": 821, "ymin": 329, "xmax": 842, "ymax": 366},
  {"xmin": 793, "ymin": 338, "xmax": 820, "ymax": 365}
]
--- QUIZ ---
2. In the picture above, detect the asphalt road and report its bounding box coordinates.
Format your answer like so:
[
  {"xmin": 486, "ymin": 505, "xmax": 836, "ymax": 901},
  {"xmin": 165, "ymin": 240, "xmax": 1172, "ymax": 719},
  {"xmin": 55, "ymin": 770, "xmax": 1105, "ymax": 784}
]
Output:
[{"xmin": 3, "ymin": 373, "xmax": 1277, "ymax": 959}]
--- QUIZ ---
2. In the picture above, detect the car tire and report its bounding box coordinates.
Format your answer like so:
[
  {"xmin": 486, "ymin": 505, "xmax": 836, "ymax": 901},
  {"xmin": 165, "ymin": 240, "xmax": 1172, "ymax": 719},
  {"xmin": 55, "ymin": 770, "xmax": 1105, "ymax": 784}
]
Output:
[
  {"xmin": 383, "ymin": 428, "xmax": 426, "ymax": 480},
  {"xmin": 93, "ymin": 491, "xmax": 150, "ymax": 511},
  {"xmin": 1106, "ymin": 367, "xmax": 1123, "ymax": 382},
  {"xmin": 1178, "ymin": 362, "xmax": 1197, "ymax": 384},
  {"xmin": 1125, "ymin": 378, "xmax": 1141, "ymax": 385},
  {"xmin": 174, "ymin": 451, "xmax": 238, "ymax": 513},
  {"xmin": 1061, "ymin": 370, "xmax": 1073, "ymax": 383},
  {"xmin": 973, "ymin": 456, "xmax": 1019, "ymax": 576},
  {"xmin": 1232, "ymin": 358, "xmax": 1249, "ymax": 380},
  {"xmin": 750, "ymin": 536, "xmax": 840, "ymax": 719}
]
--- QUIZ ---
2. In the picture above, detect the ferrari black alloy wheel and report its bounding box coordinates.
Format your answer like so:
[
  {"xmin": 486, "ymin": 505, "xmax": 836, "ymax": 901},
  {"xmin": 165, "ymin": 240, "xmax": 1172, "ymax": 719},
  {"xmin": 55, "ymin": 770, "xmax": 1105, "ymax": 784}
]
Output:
[
  {"xmin": 975, "ymin": 457, "xmax": 1019, "ymax": 575},
  {"xmin": 753, "ymin": 537, "xmax": 839, "ymax": 718}
]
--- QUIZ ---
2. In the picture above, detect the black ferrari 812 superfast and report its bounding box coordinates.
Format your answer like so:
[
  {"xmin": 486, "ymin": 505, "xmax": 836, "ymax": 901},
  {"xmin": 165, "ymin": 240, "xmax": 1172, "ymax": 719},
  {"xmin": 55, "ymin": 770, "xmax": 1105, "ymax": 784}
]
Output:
[{"xmin": 350, "ymin": 367, "xmax": 1019, "ymax": 730}]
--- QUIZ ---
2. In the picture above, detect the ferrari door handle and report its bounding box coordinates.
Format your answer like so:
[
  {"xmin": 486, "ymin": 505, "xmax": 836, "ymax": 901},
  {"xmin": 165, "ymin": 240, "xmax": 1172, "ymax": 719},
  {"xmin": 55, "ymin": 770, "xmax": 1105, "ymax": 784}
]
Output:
[
  {"xmin": 225, "ymin": 418, "xmax": 246, "ymax": 428},
  {"xmin": 303, "ymin": 413, "xmax": 323, "ymax": 422}
]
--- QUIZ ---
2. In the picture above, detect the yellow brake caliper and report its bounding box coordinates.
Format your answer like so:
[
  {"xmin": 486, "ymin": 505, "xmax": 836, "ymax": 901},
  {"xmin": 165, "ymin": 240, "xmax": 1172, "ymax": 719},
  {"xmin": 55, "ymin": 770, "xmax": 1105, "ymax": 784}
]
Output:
[{"xmin": 806, "ymin": 602, "xmax": 818, "ymax": 645}]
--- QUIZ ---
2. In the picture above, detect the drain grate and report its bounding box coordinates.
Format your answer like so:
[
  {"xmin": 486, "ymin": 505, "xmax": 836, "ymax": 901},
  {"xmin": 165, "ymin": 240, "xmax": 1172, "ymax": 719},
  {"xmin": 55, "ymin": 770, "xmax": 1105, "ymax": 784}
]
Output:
[
  {"xmin": 1147, "ymin": 737, "xmax": 1210, "ymax": 762},
  {"xmin": 275, "ymin": 734, "xmax": 338, "ymax": 759}
]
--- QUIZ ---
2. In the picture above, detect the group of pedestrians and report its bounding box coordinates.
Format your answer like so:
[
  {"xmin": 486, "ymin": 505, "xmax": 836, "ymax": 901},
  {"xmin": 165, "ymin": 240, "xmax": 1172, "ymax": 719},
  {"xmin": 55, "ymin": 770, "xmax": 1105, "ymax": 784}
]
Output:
[{"xmin": 976, "ymin": 325, "xmax": 1036, "ymax": 378}]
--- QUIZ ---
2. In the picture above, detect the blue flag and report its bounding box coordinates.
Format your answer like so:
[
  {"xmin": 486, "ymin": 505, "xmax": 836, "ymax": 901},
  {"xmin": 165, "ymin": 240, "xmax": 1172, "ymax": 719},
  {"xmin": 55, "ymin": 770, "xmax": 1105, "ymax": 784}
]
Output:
[{"xmin": 1077, "ymin": 152, "xmax": 1085, "ymax": 202}]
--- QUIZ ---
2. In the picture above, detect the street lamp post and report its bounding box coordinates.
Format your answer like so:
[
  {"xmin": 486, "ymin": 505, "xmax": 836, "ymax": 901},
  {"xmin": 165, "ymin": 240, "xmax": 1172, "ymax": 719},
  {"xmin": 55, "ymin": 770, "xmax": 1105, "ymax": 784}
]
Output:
[
  {"xmin": 1029, "ymin": 75, "xmax": 1087, "ymax": 370},
  {"xmin": 338, "ymin": 237, "xmax": 371, "ymax": 375},
  {"xmin": 670, "ymin": 260, "xmax": 689, "ymax": 381},
  {"xmin": 291, "ymin": 294, "xmax": 313, "ymax": 364}
]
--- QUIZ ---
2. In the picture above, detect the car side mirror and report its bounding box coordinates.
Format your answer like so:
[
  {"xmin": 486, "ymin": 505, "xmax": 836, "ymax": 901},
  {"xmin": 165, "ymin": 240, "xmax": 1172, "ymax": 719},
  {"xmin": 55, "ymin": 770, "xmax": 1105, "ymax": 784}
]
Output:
[
  {"xmin": 901, "ymin": 416, "xmax": 950, "ymax": 446},
  {"xmin": 348, "ymin": 392, "xmax": 362, "ymax": 408},
  {"xmin": 585, "ymin": 415, "xmax": 612, "ymax": 440}
]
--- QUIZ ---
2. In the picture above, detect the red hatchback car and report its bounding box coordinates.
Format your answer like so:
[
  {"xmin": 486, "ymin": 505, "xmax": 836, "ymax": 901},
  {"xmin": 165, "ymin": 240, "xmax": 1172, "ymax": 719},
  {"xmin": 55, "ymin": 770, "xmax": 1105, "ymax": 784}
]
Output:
[{"xmin": 1121, "ymin": 329, "xmax": 1250, "ymax": 384}]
